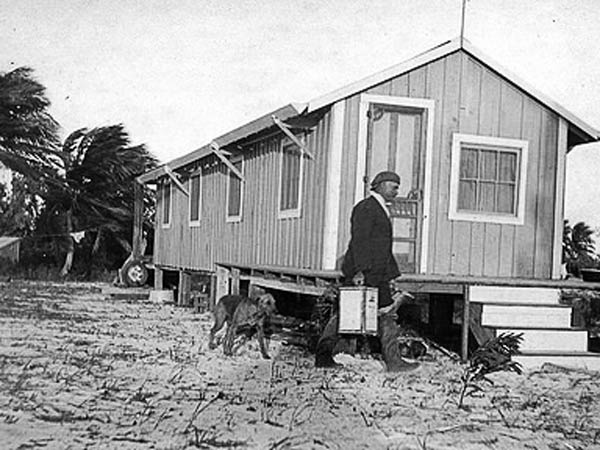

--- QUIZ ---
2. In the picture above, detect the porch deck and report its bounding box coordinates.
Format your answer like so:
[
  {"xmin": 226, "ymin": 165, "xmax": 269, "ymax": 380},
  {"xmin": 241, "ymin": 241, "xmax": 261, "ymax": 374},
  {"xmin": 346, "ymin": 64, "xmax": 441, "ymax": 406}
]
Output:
[{"xmin": 215, "ymin": 262, "xmax": 600, "ymax": 363}]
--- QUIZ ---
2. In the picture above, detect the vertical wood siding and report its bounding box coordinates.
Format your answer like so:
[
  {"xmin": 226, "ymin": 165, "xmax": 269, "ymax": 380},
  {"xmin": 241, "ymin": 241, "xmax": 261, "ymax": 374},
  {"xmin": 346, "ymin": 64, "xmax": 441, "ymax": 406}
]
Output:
[
  {"xmin": 155, "ymin": 111, "xmax": 331, "ymax": 272},
  {"xmin": 155, "ymin": 49, "xmax": 560, "ymax": 280},
  {"xmin": 337, "ymin": 50, "xmax": 560, "ymax": 279}
]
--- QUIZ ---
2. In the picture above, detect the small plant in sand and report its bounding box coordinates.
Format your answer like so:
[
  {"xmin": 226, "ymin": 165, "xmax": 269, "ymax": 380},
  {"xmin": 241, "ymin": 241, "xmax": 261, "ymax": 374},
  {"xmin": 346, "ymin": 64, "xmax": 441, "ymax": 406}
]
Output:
[{"xmin": 458, "ymin": 332, "xmax": 523, "ymax": 409}]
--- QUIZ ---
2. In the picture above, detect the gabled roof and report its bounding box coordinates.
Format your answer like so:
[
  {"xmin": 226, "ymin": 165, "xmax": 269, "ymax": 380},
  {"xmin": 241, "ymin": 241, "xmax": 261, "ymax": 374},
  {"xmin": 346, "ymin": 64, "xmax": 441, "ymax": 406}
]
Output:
[
  {"xmin": 307, "ymin": 37, "xmax": 600, "ymax": 140},
  {"xmin": 140, "ymin": 36, "xmax": 599, "ymax": 183},
  {"xmin": 138, "ymin": 103, "xmax": 306, "ymax": 183}
]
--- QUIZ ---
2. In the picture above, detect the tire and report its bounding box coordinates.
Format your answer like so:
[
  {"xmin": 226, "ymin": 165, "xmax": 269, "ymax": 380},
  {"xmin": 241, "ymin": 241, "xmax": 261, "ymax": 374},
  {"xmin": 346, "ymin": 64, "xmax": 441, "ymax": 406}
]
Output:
[{"xmin": 123, "ymin": 259, "xmax": 148, "ymax": 287}]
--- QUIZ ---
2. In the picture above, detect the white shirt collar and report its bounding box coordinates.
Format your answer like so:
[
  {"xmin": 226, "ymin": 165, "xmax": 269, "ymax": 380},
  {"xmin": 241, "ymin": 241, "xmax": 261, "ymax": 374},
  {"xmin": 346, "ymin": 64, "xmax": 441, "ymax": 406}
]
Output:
[{"xmin": 370, "ymin": 191, "xmax": 390, "ymax": 217}]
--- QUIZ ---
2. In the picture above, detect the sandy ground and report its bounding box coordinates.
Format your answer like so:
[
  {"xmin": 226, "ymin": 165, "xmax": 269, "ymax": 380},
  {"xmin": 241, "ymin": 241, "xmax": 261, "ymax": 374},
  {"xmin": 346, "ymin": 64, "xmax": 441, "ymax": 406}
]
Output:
[{"xmin": 0, "ymin": 281, "xmax": 599, "ymax": 450}]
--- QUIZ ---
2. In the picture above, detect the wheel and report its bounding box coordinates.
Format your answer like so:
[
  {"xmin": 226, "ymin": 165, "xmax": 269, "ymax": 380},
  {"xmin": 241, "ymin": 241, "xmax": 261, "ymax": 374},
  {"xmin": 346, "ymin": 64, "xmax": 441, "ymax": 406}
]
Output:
[{"xmin": 123, "ymin": 259, "xmax": 148, "ymax": 287}]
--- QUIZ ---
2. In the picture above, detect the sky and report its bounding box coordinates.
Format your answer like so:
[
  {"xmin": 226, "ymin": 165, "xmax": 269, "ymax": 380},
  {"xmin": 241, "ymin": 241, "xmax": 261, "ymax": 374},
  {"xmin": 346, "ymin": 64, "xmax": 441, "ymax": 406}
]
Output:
[{"xmin": 2, "ymin": 0, "xmax": 600, "ymax": 226}]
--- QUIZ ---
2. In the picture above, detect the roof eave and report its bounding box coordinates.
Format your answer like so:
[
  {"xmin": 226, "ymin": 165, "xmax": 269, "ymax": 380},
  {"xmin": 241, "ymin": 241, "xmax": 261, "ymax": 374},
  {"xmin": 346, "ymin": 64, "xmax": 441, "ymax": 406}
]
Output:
[{"xmin": 138, "ymin": 102, "xmax": 307, "ymax": 184}]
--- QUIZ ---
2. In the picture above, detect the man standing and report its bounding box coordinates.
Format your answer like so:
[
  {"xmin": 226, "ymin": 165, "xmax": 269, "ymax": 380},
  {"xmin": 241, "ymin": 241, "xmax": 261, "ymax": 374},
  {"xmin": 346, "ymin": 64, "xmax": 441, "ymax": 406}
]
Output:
[
  {"xmin": 315, "ymin": 171, "xmax": 418, "ymax": 371},
  {"xmin": 341, "ymin": 171, "xmax": 401, "ymax": 307}
]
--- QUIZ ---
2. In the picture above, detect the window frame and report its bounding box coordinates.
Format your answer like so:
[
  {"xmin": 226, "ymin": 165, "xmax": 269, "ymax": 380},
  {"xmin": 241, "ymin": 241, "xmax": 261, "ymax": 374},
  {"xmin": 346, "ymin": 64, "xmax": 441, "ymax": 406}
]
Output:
[
  {"xmin": 448, "ymin": 133, "xmax": 528, "ymax": 225},
  {"xmin": 188, "ymin": 170, "xmax": 202, "ymax": 227},
  {"xmin": 161, "ymin": 179, "xmax": 172, "ymax": 229},
  {"xmin": 278, "ymin": 136, "xmax": 305, "ymax": 219},
  {"xmin": 225, "ymin": 157, "xmax": 244, "ymax": 223}
]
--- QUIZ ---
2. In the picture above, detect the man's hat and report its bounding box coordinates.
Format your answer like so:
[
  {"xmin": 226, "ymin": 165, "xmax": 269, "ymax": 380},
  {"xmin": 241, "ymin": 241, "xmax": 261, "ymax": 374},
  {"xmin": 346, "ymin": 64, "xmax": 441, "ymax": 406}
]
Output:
[{"xmin": 370, "ymin": 171, "xmax": 401, "ymax": 189}]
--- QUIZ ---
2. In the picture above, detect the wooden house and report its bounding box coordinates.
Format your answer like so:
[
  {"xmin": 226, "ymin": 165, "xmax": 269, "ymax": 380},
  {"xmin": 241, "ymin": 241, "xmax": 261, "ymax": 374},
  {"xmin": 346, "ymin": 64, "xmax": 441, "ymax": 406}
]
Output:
[{"xmin": 137, "ymin": 37, "xmax": 600, "ymax": 368}]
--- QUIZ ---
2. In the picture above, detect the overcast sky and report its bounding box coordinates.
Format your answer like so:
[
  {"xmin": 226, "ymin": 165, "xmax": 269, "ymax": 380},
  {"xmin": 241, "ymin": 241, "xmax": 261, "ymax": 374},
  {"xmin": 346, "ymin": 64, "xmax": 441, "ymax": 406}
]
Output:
[{"xmin": 2, "ymin": 0, "xmax": 600, "ymax": 226}]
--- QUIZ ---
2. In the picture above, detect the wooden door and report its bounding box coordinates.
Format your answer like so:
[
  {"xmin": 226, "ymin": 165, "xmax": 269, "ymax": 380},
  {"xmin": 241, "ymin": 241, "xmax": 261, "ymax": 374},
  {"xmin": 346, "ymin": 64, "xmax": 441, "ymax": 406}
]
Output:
[{"xmin": 365, "ymin": 104, "xmax": 425, "ymax": 273}]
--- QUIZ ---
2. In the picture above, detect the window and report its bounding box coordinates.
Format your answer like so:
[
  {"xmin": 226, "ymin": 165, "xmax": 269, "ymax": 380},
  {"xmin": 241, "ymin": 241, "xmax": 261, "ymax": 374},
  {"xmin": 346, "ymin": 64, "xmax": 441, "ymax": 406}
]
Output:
[
  {"xmin": 449, "ymin": 133, "xmax": 528, "ymax": 225},
  {"xmin": 278, "ymin": 138, "xmax": 304, "ymax": 218},
  {"xmin": 189, "ymin": 172, "xmax": 202, "ymax": 226},
  {"xmin": 226, "ymin": 159, "xmax": 243, "ymax": 222},
  {"xmin": 161, "ymin": 180, "xmax": 171, "ymax": 228}
]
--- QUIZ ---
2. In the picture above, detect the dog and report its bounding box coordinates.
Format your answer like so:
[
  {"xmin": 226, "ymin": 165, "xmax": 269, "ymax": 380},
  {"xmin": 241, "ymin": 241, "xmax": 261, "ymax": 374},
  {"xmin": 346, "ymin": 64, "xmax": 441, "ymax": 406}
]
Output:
[{"xmin": 208, "ymin": 293, "xmax": 277, "ymax": 359}]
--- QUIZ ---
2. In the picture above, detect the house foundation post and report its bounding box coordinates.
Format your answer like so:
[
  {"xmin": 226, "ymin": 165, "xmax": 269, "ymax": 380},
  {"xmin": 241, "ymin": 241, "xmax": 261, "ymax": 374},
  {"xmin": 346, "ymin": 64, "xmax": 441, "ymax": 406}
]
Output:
[
  {"xmin": 178, "ymin": 271, "xmax": 191, "ymax": 307},
  {"xmin": 154, "ymin": 267, "xmax": 164, "ymax": 290},
  {"xmin": 209, "ymin": 274, "xmax": 217, "ymax": 311},
  {"xmin": 215, "ymin": 265, "xmax": 230, "ymax": 302},
  {"xmin": 132, "ymin": 181, "xmax": 144, "ymax": 259},
  {"xmin": 461, "ymin": 285, "xmax": 470, "ymax": 362},
  {"xmin": 231, "ymin": 268, "xmax": 240, "ymax": 295}
]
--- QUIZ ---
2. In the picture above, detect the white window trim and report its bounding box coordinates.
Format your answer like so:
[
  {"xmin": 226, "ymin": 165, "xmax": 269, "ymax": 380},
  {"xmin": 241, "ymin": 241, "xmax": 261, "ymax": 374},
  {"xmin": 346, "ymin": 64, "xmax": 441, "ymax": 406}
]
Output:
[
  {"xmin": 226, "ymin": 158, "xmax": 244, "ymax": 223},
  {"xmin": 161, "ymin": 180, "xmax": 172, "ymax": 229},
  {"xmin": 448, "ymin": 133, "xmax": 529, "ymax": 225},
  {"xmin": 278, "ymin": 136, "xmax": 305, "ymax": 219},
  {"xmin": 188, "ymin": 171, "xmax": 202, "ymax": 227}
]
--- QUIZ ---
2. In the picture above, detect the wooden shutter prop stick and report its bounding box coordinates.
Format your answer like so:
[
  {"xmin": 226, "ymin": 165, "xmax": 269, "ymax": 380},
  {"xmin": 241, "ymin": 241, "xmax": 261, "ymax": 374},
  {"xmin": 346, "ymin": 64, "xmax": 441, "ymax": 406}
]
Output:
[
  {"xmin": 163, "ymin": 165, "xmax": 189, "ymax": 196},
  {"xmin": 272, "ymin": 115, "xmax": 314, "ymax": 159},
  {"xmin": 210, "ymin": 142, "xmax": 245, "ymax": 181}
]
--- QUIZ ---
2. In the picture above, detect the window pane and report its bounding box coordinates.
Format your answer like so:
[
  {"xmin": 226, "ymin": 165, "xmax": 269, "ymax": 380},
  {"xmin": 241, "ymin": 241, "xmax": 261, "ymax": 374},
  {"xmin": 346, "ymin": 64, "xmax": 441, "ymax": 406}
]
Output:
[
  {"xmin": 228, "ymin": 161, "xmax": 242, "ymax": 217},
  {"xmin": 479, "ymin": 150, "xmax": 497, "ymax": 181},
  {"xmin": 281, "ymin": 143, "xmax": 301, "ymax": 211},
  {"xmin": 162, "ymin": 183, "xmax": 171, "ymax": 224},
  {"xmin": 498, "ymin": 152, "xmax": 517, "ymax": 182},
  {"xmin": 393, "ymin": 241, "xmax": 415, "ymax": 272},
  {"xmin": 496, "ymin": 183, "xmax": 516, "ymax": 213},
  {"xmin": 460, "ymin": 147, "xmax": 478, "ymax": 179},
  {"xmin": 190, "ymin": 175, "xmax": 200, "ymax": 221},
  {"xmin": 478, "ymin": 181, "xmax": 496, "ymax": 212},
  {"xmin": 392, "ymin": 217, "xmax": 417, "ymax": 239},
  {"xmin": 458, "ymin": 180, "xmax": 476, "ymax": 210}
]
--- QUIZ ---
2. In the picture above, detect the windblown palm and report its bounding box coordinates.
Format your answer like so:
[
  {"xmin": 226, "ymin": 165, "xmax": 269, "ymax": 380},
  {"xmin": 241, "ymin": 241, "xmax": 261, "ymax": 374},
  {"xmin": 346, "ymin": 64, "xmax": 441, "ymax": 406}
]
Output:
[
  {"xmin": 50, "ymin": 125, "xmax": 158, "ymax": 275},
  {"xmin": 0, "ymin": 67, "xmax": 62, "ymax": 188},
  {"xmin": 563, "ymin": 220, "xmax": 597, "ymax": 276},
  {"xmin": 1, "ymin": 66, "xmax": 158, "ymax": 275}
]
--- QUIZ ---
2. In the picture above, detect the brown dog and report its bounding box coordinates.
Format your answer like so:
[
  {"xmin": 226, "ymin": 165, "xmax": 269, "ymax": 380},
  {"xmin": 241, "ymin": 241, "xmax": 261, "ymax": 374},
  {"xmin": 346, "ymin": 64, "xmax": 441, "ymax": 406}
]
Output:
[{"xmin": 208, "ymin": 293, "xmax": 277, "ymax": 359}]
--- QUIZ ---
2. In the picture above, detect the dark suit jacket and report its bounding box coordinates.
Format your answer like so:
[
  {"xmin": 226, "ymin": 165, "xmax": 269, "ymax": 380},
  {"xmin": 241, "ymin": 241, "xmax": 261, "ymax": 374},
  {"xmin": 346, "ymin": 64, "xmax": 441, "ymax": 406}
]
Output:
[{"xmin": 341, "ymin": 196, "xmax": 400, "ymax": 287}]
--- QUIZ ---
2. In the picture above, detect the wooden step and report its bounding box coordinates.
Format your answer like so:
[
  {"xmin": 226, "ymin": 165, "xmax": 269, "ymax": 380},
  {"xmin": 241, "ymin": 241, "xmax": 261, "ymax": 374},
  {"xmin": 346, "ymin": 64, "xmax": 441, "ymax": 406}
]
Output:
[
  {"xmin": 102, "ymin": 286, "xmax": 150, "ymax": 300},
  {"xmin": 514, "ymin": 351, "xmax": 600, "ymax": 371},
  {"xmin": 480, "ymin": 304, "xmax": 571, "ymax": 328},
  {"xmin": 493, "ymin": 327, "xmax": 588, "ymax": 352},
  {"xmin": 470, "ymin": 286, "xmax": 561, "ymax": 305}
]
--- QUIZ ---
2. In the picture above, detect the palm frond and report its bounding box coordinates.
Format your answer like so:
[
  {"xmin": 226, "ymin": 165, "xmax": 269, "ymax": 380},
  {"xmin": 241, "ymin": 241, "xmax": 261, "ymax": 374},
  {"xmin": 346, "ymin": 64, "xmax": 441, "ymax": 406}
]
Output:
[{"xmin": 469, "ymin": 332, "xmax": 523, "ymax": 378}]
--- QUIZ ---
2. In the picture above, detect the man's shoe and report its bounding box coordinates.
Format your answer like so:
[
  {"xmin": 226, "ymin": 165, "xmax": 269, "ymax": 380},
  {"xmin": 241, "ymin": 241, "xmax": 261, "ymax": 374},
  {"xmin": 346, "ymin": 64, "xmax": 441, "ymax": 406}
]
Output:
[{"xmin": 315, "ymin": 354, "xmax": 342, "ymax": 368}]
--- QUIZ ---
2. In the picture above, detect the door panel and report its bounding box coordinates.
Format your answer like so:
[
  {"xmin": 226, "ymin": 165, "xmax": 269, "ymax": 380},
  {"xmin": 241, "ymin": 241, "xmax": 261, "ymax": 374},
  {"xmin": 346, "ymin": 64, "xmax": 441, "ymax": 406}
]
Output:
[{"xmin": 366, "ymin": 104, "xmax": 425, "ymax": 273}]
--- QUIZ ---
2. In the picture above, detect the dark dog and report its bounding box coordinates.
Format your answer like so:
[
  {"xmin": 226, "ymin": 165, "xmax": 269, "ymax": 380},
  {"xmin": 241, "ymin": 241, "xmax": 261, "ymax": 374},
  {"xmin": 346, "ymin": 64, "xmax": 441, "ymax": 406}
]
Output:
[{"xmin": 208, "ymin": 293, "xmax": 277, "ymax": 359}]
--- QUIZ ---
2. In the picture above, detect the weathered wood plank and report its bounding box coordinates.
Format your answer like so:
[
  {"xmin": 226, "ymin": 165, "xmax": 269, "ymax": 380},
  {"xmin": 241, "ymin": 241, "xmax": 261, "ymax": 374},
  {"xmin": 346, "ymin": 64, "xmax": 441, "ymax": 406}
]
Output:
[
  {"xmin": 515, "ymin": 98, "xmax": 542, "ymax": 278},
  {"xmin": 534, "ymin": 111, "xmax": 558, "ymax": 278},
  {"xmin": 409, "ymin": 66, "xmax": 427, "ymax": 98},
  {"xmin": 390, "ymin": 73, "xmax": 409, "ymax": 97},
  {"xmin": 552, "ymin": 118, "xmax": 568, "ymax": 279},
  {"xmin": 478, "ymin": 67, "xmax": 502, "ymax": 278},
  {"xmin": 424, "ymin": 58, "xmax": 446, "ymax": 273},
  {"xmin": 451, "ymin": 54, "xmax": 480, "ymax": 275},
  {"xmin": 436, "ymin": 52, "xmax": 461, "ymax": 275},
  {"xmin": 498, "ymin": 84, "xmax": 523, "ymax": 277}
]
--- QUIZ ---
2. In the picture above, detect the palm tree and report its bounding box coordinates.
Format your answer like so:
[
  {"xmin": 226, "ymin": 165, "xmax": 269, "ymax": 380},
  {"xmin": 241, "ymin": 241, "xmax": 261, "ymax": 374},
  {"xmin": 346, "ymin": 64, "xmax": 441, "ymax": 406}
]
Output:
[
  {"xmin": 1, "ymin": 67, "xmax": 158, "ymax": 276},
  {"xmin": 0, "ymin": 67, "xmax": 62, "ymax": 187},
  {"xmin": 50, "ymin": 125, "xmax": 158, "ymax": 275},
  {"xmin": 563, "ymin": 220, "xmax": 597, "ymax": 276}
]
